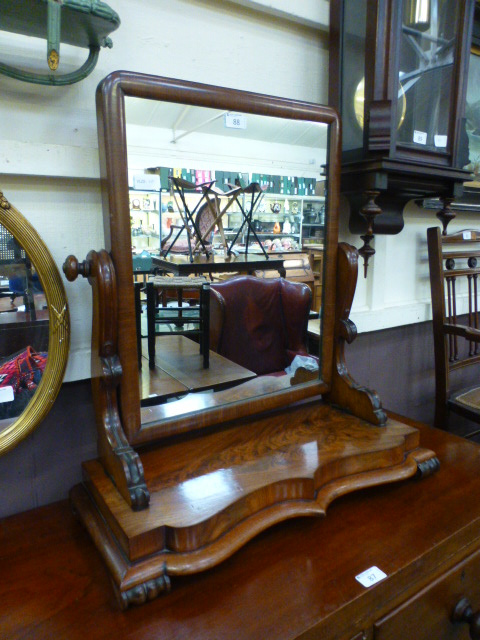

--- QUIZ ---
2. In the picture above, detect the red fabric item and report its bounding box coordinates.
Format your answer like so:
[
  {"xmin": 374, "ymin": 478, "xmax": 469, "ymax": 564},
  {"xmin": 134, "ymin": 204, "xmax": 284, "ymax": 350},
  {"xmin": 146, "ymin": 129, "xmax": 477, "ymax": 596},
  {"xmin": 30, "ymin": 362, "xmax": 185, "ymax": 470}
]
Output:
[{"xmin": 0, "ymin": 346, "xmax": 47, "ymax": 394}]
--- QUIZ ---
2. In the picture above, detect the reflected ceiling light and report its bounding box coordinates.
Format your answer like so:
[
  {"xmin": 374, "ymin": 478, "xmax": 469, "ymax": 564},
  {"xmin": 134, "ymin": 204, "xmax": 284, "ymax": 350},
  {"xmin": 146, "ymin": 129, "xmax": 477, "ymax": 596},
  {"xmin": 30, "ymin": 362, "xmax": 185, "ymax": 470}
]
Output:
[{"xmin": 403, "ymin": 0, "xmax": 431, "ymax": 32}]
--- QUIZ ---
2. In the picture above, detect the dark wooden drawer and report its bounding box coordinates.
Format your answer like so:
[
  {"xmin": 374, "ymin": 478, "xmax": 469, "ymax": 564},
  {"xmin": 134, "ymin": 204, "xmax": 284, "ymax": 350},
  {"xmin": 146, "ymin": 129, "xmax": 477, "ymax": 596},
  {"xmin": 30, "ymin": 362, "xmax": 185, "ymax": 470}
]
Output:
[{"xmin": 374, "ymin": 547, "xmax": 480, "ymax": 639}]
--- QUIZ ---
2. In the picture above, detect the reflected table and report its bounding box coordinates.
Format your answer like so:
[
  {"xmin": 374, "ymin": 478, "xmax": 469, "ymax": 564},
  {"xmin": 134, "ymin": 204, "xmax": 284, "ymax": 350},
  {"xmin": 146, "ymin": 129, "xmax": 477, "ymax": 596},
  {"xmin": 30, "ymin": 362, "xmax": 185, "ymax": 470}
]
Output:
[
  {"xmin": 152, "ymin": 253, "xmax": 286, "ymax": 278},
  {"xmin": 0, "ymin": 308, "xmax": 49, "ymax": 355},
  {"xmin": 167, "ymin": 177, "xmax": 216, "ymax": 260}
]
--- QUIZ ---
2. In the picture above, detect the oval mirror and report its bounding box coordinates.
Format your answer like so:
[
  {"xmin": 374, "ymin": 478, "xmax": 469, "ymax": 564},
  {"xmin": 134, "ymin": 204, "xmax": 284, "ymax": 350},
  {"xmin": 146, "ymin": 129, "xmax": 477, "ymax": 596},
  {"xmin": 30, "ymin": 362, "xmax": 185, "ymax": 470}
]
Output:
[{"xmin": 0, "ymin": 190, "xmax": 70, "ymax": 455}]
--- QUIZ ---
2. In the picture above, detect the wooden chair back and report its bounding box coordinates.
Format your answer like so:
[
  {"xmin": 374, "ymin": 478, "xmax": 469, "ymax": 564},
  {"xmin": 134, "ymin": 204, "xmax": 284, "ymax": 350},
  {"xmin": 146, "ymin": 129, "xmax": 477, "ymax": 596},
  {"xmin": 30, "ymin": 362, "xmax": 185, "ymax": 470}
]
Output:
[
  {"xmin": 210, "ymin": 275, "xmax": 312, "ymax": 375},
  {"xmin": 427, "ymin": 226, "xmax": 480, "ymax": 434}
]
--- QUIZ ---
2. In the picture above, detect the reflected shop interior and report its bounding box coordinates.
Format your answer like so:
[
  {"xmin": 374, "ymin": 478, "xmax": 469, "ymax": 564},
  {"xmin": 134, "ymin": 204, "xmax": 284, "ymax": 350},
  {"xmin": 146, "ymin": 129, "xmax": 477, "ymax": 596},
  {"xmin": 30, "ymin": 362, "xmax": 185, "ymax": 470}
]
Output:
[
  {"xmin": 124, "ymin": 98, "xmax": 330, "ymax": 427},
  {"xmin": 0, "ymin": 223, "xmax": 48, "ymax": 429}
]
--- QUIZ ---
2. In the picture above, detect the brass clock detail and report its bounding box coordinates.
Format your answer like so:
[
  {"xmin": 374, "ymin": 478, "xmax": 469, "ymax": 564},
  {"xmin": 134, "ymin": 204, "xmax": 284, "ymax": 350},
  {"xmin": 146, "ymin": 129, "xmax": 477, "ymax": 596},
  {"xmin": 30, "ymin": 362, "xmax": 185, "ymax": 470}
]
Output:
[{"xmin": 353, "ymin": 78, "xmax": 407, "ymax": 131}]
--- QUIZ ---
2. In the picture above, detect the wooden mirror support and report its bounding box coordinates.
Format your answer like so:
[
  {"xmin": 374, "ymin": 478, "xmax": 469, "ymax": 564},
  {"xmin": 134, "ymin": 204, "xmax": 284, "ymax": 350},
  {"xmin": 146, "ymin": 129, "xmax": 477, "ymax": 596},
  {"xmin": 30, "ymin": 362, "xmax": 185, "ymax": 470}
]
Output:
[{"xmin": 64, "ymin": 72, "xmax": 439, "ymax": 609}]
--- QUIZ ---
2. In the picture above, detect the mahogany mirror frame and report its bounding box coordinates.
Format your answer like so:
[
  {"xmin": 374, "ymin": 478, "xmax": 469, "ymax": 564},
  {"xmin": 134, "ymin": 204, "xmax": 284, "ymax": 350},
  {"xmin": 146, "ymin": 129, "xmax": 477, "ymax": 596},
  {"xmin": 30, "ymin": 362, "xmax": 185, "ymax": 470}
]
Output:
[{"xmin": 96, "ymin": 70, "xmax": 341, "ymax": 445}]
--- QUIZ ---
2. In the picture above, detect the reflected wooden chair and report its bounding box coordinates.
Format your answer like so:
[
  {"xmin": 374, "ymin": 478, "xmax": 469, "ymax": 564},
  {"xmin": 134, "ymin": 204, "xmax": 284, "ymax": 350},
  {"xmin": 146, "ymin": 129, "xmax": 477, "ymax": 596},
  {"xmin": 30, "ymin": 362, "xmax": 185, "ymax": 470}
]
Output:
[
  {"xmin": 226, "ymin": 182, "xmax": 269, "ymax": 258},
  {"xmin": 166, "ymin": 177, "xmax": 215, "ymax": 260},
  {"xmin": 144, "ymin": 275, "xmax": 210, "ymax": 370},
  {"xmin": 193, "ymin": 185, "xmax": 243, "ymax": 253},
  {"xmin": 427, "ymin": 226, "xmax": 480, "ymax": 437}
]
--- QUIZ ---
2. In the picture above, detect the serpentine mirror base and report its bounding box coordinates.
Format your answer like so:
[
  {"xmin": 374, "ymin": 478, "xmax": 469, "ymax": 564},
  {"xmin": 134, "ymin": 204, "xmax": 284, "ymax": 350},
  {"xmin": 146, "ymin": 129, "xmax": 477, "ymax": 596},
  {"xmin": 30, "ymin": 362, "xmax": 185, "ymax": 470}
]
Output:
[
  {"xmin": 68, "ymin": 242, "xmax": 438, "ymax": 610},
  {"xmin": 71, "ymin": 402, "xmax": 439, "ymax": 610}
]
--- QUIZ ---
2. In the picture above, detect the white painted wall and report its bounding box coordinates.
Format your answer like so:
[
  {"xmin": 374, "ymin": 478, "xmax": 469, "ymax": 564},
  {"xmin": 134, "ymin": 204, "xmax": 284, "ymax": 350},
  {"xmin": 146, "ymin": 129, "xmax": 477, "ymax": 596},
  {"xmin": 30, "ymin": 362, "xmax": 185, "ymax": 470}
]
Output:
[
  {"xmin": 0, "ymin": 0, "xmax": 329, "ymax": 381},
  {"xmin": 0, "ymin": 0, "xmax": 475, "ymax": 382},
  {"xmin": 340, "ymin": 200, "xmax": 480, "ymax": 334}
]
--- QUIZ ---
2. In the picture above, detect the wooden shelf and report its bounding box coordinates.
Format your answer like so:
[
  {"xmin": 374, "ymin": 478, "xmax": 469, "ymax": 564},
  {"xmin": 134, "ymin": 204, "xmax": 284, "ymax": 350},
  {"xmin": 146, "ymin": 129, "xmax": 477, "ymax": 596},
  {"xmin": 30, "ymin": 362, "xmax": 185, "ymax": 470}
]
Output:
[{"xmin": 253, "ymin": 232, "xmax": 300, "ymax": 237}]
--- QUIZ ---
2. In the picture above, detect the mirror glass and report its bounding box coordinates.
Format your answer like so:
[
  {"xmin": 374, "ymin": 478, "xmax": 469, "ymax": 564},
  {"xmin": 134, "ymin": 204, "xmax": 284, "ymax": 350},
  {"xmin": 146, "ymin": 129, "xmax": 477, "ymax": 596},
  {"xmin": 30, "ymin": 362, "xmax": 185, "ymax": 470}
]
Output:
[
  {"xmin": 0, "ymin": 191, "xmax": 69, "ymax": 455},
  {"xmin": 0, "ymin": 222, "xmax": 48, "ymax": 430},
  {"xmin": 124, "ymin": 99, "xmax": 330, "ymax": 427}
]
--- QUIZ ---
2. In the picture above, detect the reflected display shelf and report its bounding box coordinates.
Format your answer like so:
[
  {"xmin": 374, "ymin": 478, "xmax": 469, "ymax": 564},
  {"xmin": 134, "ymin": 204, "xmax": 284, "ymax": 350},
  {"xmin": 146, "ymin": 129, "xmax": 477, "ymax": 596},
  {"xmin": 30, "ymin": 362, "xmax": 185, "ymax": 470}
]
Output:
[
  {"xmin": 130, "ymin": 167, "xmax": 325, "ymax": 255},
  {"xmin": 254, "ymin": 232, "xmax": 300, "ymax": 237},
  {"xmin": 129, "ymin": 188, "xmax": 161, "ymax": 252}
]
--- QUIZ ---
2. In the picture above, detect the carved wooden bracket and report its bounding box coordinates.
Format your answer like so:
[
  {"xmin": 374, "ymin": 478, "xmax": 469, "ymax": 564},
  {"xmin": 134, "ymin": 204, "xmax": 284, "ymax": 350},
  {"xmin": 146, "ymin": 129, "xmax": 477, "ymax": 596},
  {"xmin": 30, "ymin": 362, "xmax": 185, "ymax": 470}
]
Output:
[
  {"xmin": 116, "ymin": 571, "xmax": 171, "ymax": 610},
  {"xmin": 324, "ymin": 242, "xmax": 387, "ymax": 426},
  {"xmin": 63, "ymin": 251, "xmax": 149, "ymax": 510}
]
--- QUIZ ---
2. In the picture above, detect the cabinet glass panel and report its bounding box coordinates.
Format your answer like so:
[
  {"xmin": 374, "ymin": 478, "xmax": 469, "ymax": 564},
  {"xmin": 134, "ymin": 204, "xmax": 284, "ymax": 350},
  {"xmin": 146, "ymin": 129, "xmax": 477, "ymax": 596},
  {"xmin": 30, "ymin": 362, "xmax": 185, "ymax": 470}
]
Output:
[
  {"xmin": 341, "ymin": 0, "xmax": 367, "ymax": 154},
  {"xmin": 397, "ymin": 0, "xmax": 460, "ymax": 153}
]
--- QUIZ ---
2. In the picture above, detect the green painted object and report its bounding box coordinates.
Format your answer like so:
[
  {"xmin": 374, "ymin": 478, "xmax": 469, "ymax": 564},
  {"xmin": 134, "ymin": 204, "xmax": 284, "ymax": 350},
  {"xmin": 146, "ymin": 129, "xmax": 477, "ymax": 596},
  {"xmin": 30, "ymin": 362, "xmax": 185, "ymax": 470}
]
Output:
[{"xmin": 0, "ymin": 0, "xmax": 120, "ymax": 85}]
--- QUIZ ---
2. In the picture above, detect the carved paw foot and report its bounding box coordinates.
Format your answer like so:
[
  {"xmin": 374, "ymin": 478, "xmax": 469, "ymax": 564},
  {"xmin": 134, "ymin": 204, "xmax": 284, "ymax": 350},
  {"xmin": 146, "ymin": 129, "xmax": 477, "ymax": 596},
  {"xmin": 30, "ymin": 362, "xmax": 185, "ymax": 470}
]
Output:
[{"xmin": 117, "ymin": 573, "xmax": 171, "ymax": 609}]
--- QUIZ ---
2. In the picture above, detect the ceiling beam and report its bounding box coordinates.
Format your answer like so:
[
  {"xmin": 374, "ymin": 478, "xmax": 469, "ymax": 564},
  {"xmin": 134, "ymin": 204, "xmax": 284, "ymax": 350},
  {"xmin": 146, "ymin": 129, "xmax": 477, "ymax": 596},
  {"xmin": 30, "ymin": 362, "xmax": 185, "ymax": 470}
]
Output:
[{"xmin": 225, "ymin": 0, "xmax": 329, "ymax": 31}]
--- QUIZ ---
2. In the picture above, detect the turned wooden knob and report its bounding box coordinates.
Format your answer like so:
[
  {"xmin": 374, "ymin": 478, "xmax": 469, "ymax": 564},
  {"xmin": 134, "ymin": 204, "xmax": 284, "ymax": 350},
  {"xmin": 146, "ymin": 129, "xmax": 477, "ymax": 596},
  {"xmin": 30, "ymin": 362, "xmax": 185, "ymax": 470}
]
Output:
[
  {"xmin": 63, "ymin": 254, "xmax": 91, "ymax": 281},
  {"xmin": 452, "ymin": 597, "xmax": 480, "ymax": 639}
]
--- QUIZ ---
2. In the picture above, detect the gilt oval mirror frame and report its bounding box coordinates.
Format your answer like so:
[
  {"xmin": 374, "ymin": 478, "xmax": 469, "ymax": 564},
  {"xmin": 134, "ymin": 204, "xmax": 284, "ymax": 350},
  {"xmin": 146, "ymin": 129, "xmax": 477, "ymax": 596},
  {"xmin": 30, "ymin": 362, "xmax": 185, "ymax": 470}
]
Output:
[
  {"xmin": 95, "ymin": 71, "xmax": 341, "ymax": 445},
  {"xmin": 0, "ymin": 191, "xmax": 70, "ymax": 455}
]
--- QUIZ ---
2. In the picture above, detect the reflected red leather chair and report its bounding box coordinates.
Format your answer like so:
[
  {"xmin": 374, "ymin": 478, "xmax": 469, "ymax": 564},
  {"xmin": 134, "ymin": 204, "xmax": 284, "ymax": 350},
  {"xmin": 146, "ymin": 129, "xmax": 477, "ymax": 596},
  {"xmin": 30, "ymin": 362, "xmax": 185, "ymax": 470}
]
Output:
[{"xmin": 210, "ymin": 275, "xmax": 312, "ymax": 375}]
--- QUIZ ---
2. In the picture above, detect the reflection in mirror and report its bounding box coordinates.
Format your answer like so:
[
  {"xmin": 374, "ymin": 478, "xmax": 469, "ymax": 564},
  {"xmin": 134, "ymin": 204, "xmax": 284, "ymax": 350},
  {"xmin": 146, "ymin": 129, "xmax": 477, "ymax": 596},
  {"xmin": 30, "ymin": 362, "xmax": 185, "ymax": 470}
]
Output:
[
  {"xmin": 0, "ymin": 191, "xmax": 69, "ymax": 455},
  {"xmin": 0, "ymin": 222, "xmax": 48, "ymax": 428},
  {"xmin": 125, "ymin": 100, "xmax": 329, "ymax": 427}
]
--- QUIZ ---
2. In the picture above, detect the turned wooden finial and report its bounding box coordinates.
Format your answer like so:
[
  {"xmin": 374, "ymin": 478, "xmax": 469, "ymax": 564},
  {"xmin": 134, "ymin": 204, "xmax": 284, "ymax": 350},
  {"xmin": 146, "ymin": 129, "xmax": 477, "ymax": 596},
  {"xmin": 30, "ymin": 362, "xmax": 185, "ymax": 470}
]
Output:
[
  {"xmin": 436, "ymin": 196, "xmax": 456, "ymax": 235},
  {"xmin": 63, "ymin": 254, "xmax": 91, "ymax": 281},
  {"xmin": 358, "ymin": 190, "xmax": 381, "ymax": 278}
]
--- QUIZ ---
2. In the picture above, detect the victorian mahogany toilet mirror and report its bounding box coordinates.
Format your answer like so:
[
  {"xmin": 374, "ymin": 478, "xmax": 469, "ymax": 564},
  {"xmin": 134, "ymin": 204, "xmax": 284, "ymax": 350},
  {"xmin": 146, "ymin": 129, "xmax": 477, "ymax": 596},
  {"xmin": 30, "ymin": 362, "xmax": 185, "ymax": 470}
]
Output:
[{"xmin": 65, "ymin": 71, "xmax": 438, "ymax": 609}]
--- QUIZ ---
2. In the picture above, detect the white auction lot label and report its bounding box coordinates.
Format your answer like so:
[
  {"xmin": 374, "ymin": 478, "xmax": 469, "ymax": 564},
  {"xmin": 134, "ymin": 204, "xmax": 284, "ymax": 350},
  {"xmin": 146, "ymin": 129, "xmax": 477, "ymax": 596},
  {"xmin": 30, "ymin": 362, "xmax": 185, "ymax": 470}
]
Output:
[
  {"xmin": 0, "ymin": 386, "xmax": 14, "ymax": 403},
  {"xmin": 355, "ymin": 566, "xmax": 387, "ymax": 588}
]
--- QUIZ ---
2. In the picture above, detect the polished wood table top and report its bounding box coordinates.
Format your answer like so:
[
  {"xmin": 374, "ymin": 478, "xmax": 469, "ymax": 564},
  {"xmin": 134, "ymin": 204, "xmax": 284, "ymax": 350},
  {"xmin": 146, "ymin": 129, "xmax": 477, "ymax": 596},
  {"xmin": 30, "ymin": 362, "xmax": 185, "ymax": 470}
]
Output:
[
  {"xmin": 139, "ymin": 356, "xmax": 188, "ymax": 403},
  {"xmin": 2, "ymin": 419, "xmax": 480, "ymax": 639},
  {"xmin": 153, "ymin": 252, "xmax": 285, "ymax": 277}
]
